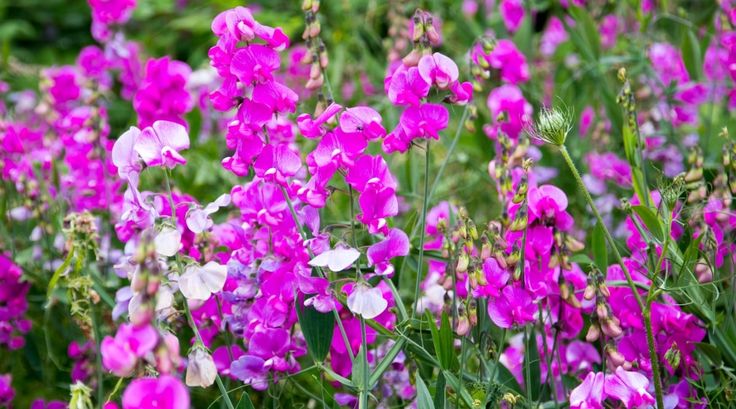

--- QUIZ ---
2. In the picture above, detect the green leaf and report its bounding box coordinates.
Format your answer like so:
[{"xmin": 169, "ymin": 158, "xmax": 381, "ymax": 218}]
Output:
[
  {"xmin": 523, "ymin": 330, "xmax": 542, "ymax": 401},
  {"xmin": 433, "ymin": 372, "xmax": 446, "ymax": 409},
  {"xmin": 681, "ymin": 29, "xmax": 702, "ymax": 80},
  {"xmin": 568, "ymin": 7, "xmax": 601, "ymax": 61},
  {"xmin": 696, "ymin": 342, "xmax": 723, "ymax": 366},
  {"xmin": 494, "ymin": 362, "xmax": 524, "ymax": 395},
  {"xmin": 415, "ymin": 372, "xmax": 435, "ymax": 409},
  {"xmin": 631, "ymin": 205, "xmax": 665, "ymax": 242},
  {"xmin": 426, "ymin": 311, "xmax": 458, "ymax": 371},
  {"xmin": 47, "ymin": 247, "xmax": 74, "ymax": 301},
  {"xmin": 295, "ymin": 296, "xmax": 334, "ymax": 363},
  {"xmin": 369, "ymin": 338, "xmax": 406, "ymax": 387},
  {"xmin": 591, "ymin": 221, "xmax": 608, "ymax": 272},
  {"xmin": 236, "ymin": 393, "xmax": 255, "ymax": 409}
]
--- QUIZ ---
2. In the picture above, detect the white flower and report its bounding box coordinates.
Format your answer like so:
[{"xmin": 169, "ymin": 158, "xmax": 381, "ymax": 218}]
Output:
[
  {"xmin": 347, "ymin": 283, "xmax": 388, "ymax": 319},
  {"xmin": 179, "ymin": 261, "xmax": 228, "ymax": 300},
  {"xmin": 186, "ymin": 193, "xmax": 231, "ymax": 234},
  {"xmin": 308, "ymin": 246, "xmax": 360, "ymax": 272},
  {"xmin": 154, "ymin": 227, "xmax": 181, "ymax": 257},
  {"xmin": 186, "ymin": 348, "xmax": 217, "ymax": 388}
]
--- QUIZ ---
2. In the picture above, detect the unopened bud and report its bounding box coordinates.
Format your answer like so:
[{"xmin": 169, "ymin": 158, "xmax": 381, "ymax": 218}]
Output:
[{"xmin": 586, "ymin": 323, "xmax": 601, "ymax": 342}]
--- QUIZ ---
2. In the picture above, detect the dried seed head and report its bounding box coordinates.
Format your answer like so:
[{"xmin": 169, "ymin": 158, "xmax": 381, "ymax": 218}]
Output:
[{"xmin": 533, "ymin": 107, "xmax": 572, "ymax": 147}]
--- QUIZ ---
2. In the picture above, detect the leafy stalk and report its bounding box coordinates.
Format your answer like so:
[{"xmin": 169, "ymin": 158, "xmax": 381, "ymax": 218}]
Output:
[{"xmin": 558, "ymin": 146, "xmax": 665, "ymax": 408}]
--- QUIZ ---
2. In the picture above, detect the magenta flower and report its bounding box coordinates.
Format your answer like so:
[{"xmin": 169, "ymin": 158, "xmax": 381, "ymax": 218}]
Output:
[
  {"xmin": 253, "ymin": 144, "xmax": 302, "ymax": 185},
  {"xmin": 474, "ymin": 258, "xmax": 510, "ymax": 298},
  {"xmin": 367, "ymin": 228, "xmax": 410, "ymax": 276},
  {"xmin": 134, "ymin": 57, "xmax": 192, "ymax": 128},
  {"xmin": 570, "ymin": 372, "xmax": 605, "ymax": 409},
  {"xmin": 339, "ymin": 106, "xmax": 386, "ymax": 140},
  {"xmin": 418, "ymin": 52, "xmax": 459, "ymax": 89},
  {"xmin": 648, "ymin": 42, "xmax": 690, "ymax": 86},
  {"xmin": 133, "ymin": 120, "xmax": 190, "ymax": 169},
  {"xmin": 87, "ymin": 0, "xmax": 136, "ymax": 24},
  {"xmin": 211, "ymin": 6, "xmax": 288, "ymax": 50},
  {"xmin": 485, "ymin": 84, "xmax": 532, "ymax": 140},
  {"xmin": 101, "ymin": 323, "xmax": 158, "ymax": 377},
  {"xmin": 488, "ymin": 40, "xmax": 530, "ymax": 84},
  {"xmin": 0, "ymin": 374, "xmax": 13, "ymax": 406},
  {"xmin": 297, "ymin": 103, "xmax": 343, "ymax": 138},
  {"xmin": 122, "ymin": 375, "xmax": 190, "ymax": 409},
  {"xmin": 604, "ymin": 367, "xmax": 655, "ymax": 408},
  {"xmin": 357, "ymin": 186, "xmax": 399, "ymax": 235},
  {"xmin": 527, "ymin": 185, "xmax": 574, "ymax": 230},
  {"xmin": 386, "ymin": 65, "xmax": 431, "ymax": 106},
  {"xmin": 487, "ymin": 285, "xmax": 535, "ymax": 328},
  {"xmin": 500, "ymin": 0, "xmax": 525, "ymax": 33},
  {"xmin": 230, "ymin": 44, "xmax": 281, "ymax": 85},
  {"xmin": 399, "ymin": 103, "xmax": 449, "ymax": 140},
  {"xmin": 345, "ymin": 154, "xmax": 397, "ymax": 192},
  {"xmin": 540, "ymin": 17, "xmax": 569, "ymax": 56}
]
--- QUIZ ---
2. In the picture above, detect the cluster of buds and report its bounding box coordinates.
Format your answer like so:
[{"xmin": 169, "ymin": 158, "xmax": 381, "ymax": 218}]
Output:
[
  {"xmin": 616, "ymin": 67, "xmax": 639, "ymax": 134},
  {"xmin": 61, "ymin": 212, "xmax": 101, "ymax": 334},
  {"xmin": 301, "ymin": 0, "xmax": 329, "ymax": 92},
  {"xmin": 402, "ymin": 9, "xmax": 441, "ymax": 65},
  {"xmin": 441, "ymin": 207, "xmax": 479, "ymax": 335},
  {"xmin": 682, "ymin": 146, "xmax": 706, "ymax": 204},
  {"xmin": 583, "ymin": 268, "xmax": 627, "ymax": 368},
  {"xmin": 491, "ymin": 133, "xmax": 530, "ymax": 200},
  {"xmin": 469, "ymin": 37, "xmax": 497, "ymax": 91}
]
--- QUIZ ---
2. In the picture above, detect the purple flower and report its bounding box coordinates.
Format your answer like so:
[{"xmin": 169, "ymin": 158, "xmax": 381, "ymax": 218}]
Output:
[
  {"xmin": 418, "ymin": 52, "xmax": 459, "ymax": 89},
  {"xmin": 500, "ymin": 0, "xmax": 525, "ymax": 33},
  {"xmin": 134, "ymin": 57, "xmax": 192, "ymax": 128},
  {"xmin": 487, "ymin": 285, "xmax": 535, "ymax": 328},
  {"xmin": 570, "ymin": 371, "xmax": 605, "ymax": 409},
  {"xmin": 367, "ymin": 228, "xmax": 410, "ymax": 276}
]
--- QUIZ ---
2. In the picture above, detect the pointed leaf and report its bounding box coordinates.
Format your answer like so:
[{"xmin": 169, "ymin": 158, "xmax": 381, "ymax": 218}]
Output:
[
  {"xmin": 592, "ymin": 221, "xmax": 608, "ymax": 273},
  {"xmin": 296, "ymin": 295, "xmax": 334, "ymax": 362},
  {"xmin": 415, "ymin": 372, "xmax": 435, "ymax": 409}
]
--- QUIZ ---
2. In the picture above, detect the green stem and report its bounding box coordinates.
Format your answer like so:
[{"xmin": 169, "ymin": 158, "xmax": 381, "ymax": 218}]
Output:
[
  {"xmin": 358, "ymin": 317, "xmax": 370, "ymax": 409},
  {"xmin": 411, "ymin": 140, "xmax": 431, "ymax": 319},
  {"xmin": 558, "ymin": 146, "xmax": 664, "ymax": 408},
  {"xmin": 90, "ymin": 303, "xmax": 104, "ymax": 405},
  {"xmin": 163, "ymin": 169, "xmax": 236, "ymax": 409}
]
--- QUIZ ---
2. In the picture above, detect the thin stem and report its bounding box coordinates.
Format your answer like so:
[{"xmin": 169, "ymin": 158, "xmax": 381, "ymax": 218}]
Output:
[
  {"xmin": 411, "ymin": 140, "xmax": 431, "ymax": 319},
  {"xmin": 558, "ymin": 146, "xmax": 664, "ymax": 408},
  {"xmin": 358, "ymin": 317, "xmax": 370, "ymax": 409},
  {"xmin": 90, "ymin": 303, "xmax": 104, "ymax": 405},
  {"xmin": 163, "ymin": 169, "xmax": 236, "ymax": 409}
]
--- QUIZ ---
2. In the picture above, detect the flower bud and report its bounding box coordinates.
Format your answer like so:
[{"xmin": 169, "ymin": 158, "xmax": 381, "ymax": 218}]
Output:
[
  {"xmin": 585, "ymin": 323, "xmax": 600, "ymax": 342},
  {"xmin": 606, "ymin": 344, "xmax": 626, "ymax": 367},
  {"xmin": 186, "ymin": 348, "xmax": 217, "ymax": 388},
  {"xmin": 601, "ymin": 317, "xmax": 623, "ymax": 338}
]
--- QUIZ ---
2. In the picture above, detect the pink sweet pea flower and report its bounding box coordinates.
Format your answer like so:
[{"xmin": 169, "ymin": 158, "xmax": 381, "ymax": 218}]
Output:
[
  {"xmin": 345, "ymin": 154, "xmax": 397, "ymax": 192},
  {"xmin": 418, "ymin": 52, "xmax": 459, "ymax": 89},
  {"xmin": 604, "ymin": 367, "xmax": 655, "ymax": 408},
  {"xmin": 500, "ymin": 0, "xmax": 525, "ymax": 33},
  {"xmin": 230, "ymin": 44, "xmax": 281, "ymax": 85},
  {"xmin": 399, "ymin": 103, "xmax": 449, "ymax": 140},
  {"xmin": 133, "ymin": 121, "xmax": 190, "ymax": 168},
  {"xmin": 570, "ymin": 372, "xmax": 605, "ymax": 409},
  {"xmin": 297, "ymin": 103, "xmax": 343, "ymax": 138},
  {"xmin": 386, "ymin": 65, "xmax": 431, "ymax": 106},
  {"xmin": 101, "ymin": 323, "xmax": 158, "ymax": 377},
  {"xmin": 253, "ymin": 143, "xmax": 302, "ymax": 185},
  {"xmin": 485, "ymin": 84, "xmax": 532, "ymax": 140},
  {"xmin": 122, "ymin": 375, "xmax": 190, "ymax": 409},
  {"xmin": 474, "ymin": 257, "xmax": 510, "ymax": 298},
  {"xmin": 527, "ymin": 185, "xmax": 574, "ymax": 230},
  {"xmin": 488, "ymin": 40, "xmax": 530, "ymax": 84},
  {"xmin": 357, "ymin": 186, "xmax": 399, "ymax": 235},
  {"xmin": 487, "ymin": 285, "xmax": 535, "ymax": 328},
  {"xmin": 339, "ymin": 106, "xmax": 386, "ymax": 140},
  {"xmin": 367, "ymin": 228, "xmax": 410, "ymax": 276}
]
